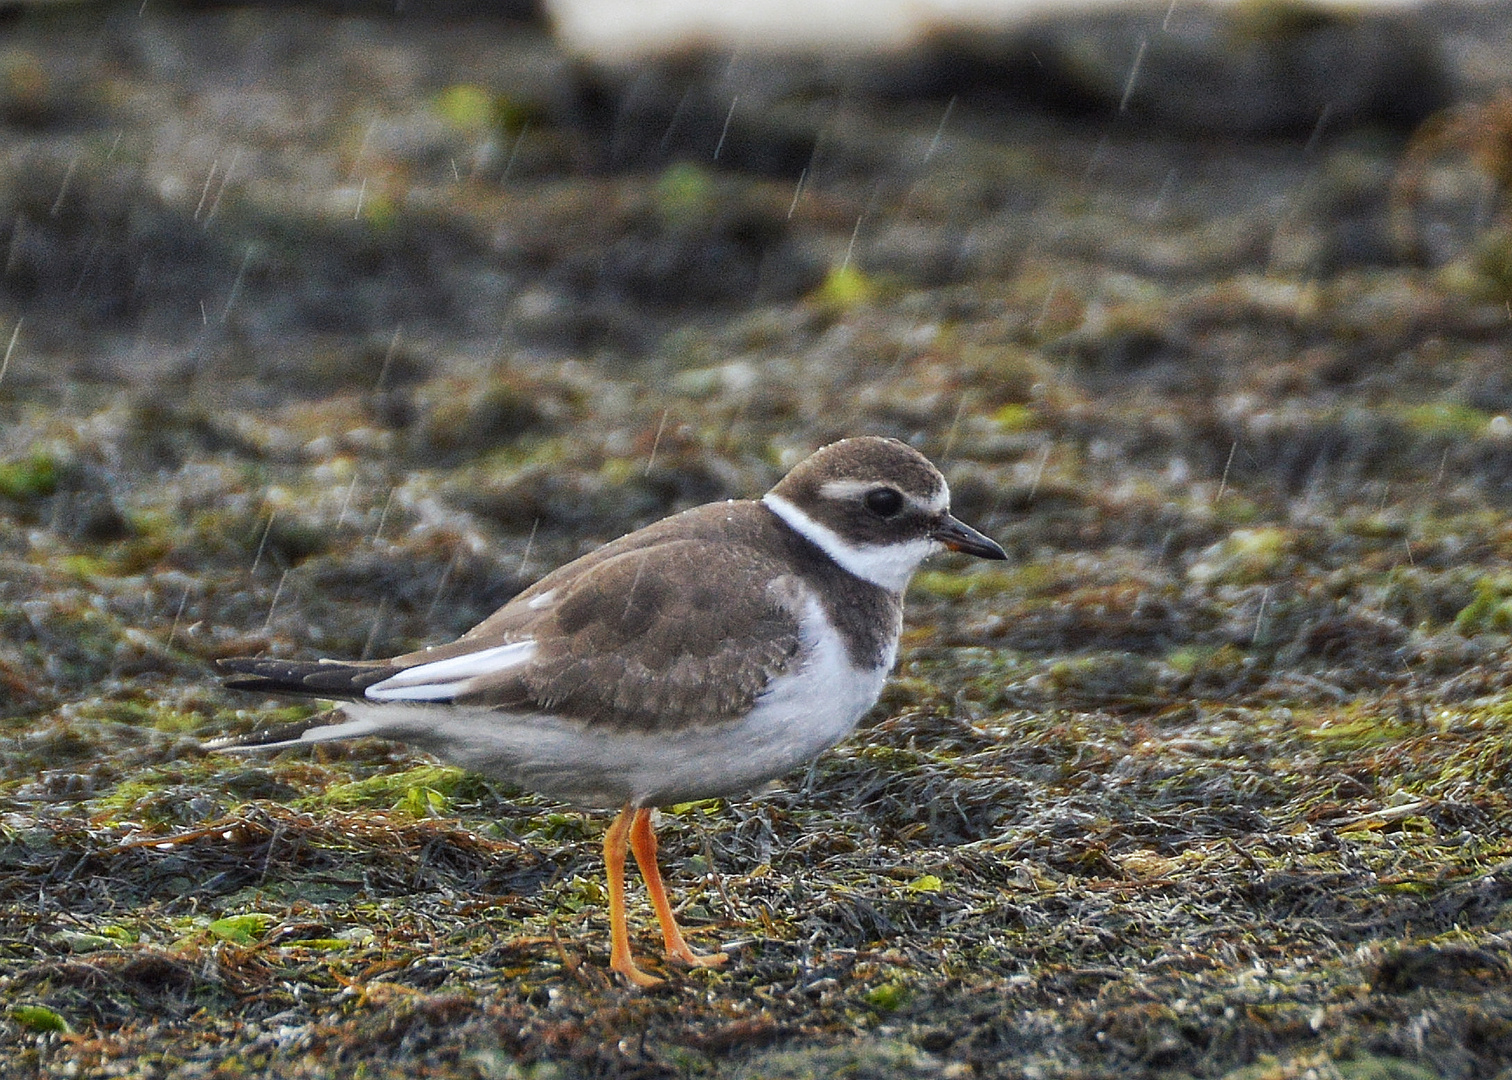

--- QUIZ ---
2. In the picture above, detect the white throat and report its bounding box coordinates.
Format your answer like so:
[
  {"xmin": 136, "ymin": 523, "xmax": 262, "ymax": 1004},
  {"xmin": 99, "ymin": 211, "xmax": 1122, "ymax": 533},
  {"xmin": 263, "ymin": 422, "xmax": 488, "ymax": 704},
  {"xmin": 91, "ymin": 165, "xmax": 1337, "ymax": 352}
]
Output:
[{"xmin": 762, "ymin": 492, "xmax": 938, "ymax": 592}]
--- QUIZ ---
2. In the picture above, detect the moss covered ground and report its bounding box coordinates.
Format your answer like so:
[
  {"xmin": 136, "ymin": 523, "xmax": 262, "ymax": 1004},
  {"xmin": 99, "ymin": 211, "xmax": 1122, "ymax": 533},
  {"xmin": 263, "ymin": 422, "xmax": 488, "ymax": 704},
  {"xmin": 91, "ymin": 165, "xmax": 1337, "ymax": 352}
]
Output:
[{"xmin": 5, "ymin": 4, "xmax": 1512, "ymax": 1077}]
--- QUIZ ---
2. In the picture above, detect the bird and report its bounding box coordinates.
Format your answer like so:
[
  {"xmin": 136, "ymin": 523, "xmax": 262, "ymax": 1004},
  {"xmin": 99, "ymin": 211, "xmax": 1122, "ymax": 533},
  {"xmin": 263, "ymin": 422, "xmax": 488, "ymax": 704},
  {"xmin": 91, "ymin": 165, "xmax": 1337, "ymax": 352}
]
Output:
[{"xmin": 216, "ymin": 436, "xmax": 1007, "ymax": 986}]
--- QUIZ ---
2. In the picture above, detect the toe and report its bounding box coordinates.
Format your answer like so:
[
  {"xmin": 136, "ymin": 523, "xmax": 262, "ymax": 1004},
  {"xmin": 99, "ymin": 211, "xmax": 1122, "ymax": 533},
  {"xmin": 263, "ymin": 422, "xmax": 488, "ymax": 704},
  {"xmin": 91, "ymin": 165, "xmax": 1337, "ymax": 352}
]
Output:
[
  {"xmin": 669, "ymin": 945, "xmax": 728, "ymax": 968},
  {"xmin": 613, "ymin": 959, "xmax": 665, "ymax": 988}
]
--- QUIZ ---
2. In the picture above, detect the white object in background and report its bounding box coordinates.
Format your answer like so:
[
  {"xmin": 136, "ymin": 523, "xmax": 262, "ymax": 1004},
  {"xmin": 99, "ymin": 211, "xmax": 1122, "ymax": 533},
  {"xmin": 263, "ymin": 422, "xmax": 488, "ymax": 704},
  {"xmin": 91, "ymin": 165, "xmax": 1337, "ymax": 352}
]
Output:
[{"xmin": 544, "ymin": 0, "xmax": 1427, "ymax": 61}]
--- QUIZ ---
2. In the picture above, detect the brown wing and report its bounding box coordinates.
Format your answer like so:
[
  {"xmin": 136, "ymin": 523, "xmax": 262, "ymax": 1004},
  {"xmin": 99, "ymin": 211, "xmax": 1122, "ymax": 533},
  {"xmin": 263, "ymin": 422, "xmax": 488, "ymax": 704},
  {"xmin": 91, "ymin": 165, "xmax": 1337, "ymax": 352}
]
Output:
[{"xmin": 384, "ymin": 538, "xmax": 809, "ymax": 732}]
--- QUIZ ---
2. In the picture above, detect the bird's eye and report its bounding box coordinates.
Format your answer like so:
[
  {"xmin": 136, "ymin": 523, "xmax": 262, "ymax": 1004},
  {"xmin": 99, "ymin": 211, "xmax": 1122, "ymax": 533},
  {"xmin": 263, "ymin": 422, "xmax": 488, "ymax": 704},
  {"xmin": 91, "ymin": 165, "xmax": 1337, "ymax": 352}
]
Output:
[{"xmin": 864, "ymin": 488, "xmax": 904, "ymax": 517}]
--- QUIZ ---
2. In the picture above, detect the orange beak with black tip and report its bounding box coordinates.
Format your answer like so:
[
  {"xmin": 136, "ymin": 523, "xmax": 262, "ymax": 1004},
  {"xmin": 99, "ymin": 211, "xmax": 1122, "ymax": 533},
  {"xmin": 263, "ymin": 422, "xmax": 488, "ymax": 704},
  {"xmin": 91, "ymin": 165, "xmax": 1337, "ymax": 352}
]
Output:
[{"xmin": 931, "ymin": 513, "xmax": 1007, "ymax": 560}]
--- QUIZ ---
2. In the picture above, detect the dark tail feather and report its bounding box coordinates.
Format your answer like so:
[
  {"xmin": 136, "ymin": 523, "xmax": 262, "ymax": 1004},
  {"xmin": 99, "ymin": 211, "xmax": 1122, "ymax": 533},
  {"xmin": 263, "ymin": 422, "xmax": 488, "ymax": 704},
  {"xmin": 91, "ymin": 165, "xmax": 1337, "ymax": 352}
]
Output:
[
  {"xmin": 218, "ymin": 657, "xmax": 397, "ymax": 700},
  {"xmin": 201, "ymin": 707, "xmax": 366, "ymax": 752}
]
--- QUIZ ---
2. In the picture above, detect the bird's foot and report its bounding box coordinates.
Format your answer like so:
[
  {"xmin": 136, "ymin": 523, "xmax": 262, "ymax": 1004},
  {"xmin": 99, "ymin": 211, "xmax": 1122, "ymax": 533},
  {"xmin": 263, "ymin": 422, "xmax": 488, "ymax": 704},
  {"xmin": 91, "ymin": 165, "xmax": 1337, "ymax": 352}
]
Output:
[
  {"xmin": 611, "ymin": 954, "xmax": 665, "ymax": 988},
  {"xmin": 668, "ymin": 943, "xmax": 728, "ymax": 968}
]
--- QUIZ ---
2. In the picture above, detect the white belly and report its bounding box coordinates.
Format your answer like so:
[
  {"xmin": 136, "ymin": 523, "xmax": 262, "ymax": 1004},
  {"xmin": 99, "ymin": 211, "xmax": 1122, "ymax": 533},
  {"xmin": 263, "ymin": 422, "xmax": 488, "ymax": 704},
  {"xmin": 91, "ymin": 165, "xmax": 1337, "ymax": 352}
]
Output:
[{"xmin": 338, "ymin": 594, "xmax": 894, "ymax": 808}]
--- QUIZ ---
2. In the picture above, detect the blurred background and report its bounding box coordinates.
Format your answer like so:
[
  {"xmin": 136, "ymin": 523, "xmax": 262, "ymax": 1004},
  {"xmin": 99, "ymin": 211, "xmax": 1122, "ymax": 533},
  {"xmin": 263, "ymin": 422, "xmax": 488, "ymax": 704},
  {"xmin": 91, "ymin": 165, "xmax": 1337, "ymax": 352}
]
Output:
[
  {"xmin": 6, "ymin": 0, "xmax": 1512, "ymax": 1075},
  {"xmin": 3, "ymin": 0, "xmax": 1508, "ymax": 666}
]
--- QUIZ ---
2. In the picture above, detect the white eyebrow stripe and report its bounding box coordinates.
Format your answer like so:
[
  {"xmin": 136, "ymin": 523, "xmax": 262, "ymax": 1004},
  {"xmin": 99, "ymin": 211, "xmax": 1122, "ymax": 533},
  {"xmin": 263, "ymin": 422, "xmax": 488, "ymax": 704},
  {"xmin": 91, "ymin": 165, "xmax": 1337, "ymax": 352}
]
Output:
[
  {"xmin": 817, "ymin": 478, "xmax": 950, "ymax": 514},
  {"xmin": 818, "ymin": 479, "xmax": 879, "ymax": 499}
]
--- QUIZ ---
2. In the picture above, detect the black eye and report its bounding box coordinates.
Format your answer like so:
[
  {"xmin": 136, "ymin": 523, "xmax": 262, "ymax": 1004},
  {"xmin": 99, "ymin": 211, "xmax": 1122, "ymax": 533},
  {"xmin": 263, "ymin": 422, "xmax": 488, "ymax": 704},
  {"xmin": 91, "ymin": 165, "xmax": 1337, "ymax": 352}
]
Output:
[{"xmin": 864, "ymin": 488, "xmax": 904, "ymax": 517}]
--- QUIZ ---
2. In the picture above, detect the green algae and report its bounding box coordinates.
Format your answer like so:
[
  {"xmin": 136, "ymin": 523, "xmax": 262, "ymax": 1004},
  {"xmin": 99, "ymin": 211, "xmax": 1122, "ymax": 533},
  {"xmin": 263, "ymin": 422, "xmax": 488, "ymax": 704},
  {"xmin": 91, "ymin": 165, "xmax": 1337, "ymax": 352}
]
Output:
[
  {"xmin": 0, "ymin": 452, "xmax": 58, "ymax": 500},
  {"xmin": 4, "ymin": 10, "xmax": 1512, "ymax": 1079},
  {"xmin": 297, "ymin": 764, "xmax": 477, "ymax": 813}
]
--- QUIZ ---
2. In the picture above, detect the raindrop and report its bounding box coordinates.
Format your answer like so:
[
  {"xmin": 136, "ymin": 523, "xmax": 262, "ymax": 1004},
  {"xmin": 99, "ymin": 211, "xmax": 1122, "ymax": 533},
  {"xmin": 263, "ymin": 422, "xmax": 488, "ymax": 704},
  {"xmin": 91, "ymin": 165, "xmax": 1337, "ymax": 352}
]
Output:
[
  {"xmin": 194, "ymin": 159, "xmax": 220, "ymax": 221},
  {"xmin": 356, "ymin": 120, "xmax": 377, "ymax": 161},
  {"xmin": 840, "ymin": 187, "xmax": 882, "ymax": 272},
  {"xmin": 714, "ymin": 96, "xmax": 738, "ymax": 160},
  {"xmin": 203, "ymin": 148, "xmax": 240, "ymax": 225},
  {"xmin": 221, "ymin": 245, "xmax": 253, "ymax": 322},
  {"xmin": 1304, "ymin": 103, "xmax": 1334, "ymax": 154},
  {"xmin": 1026, "ymin": 444, "xmax": 1051, "ymax": 502},
  {"xmin": 621, "ymin": 550, "xmax": 650, "ymax": 623},
  {"xmin": 1084, "ymin": 131, "xmax": 1111, "ymax": 180},
  {"xmin": 787, "ymin": 168, "xmax": 808, "ymax": 219},
  {"xmin": 49, "ymin": 490, "xmax": 67, "ymax": 533},
  {"xmin": 658, "ymin": 87, "xmax": 695, "ymax": 152},
  {"xmin": 361, "ymin": 597, "xmax": 390, "ymax": 660},
  {"xmin": 167, "ymin": 584, "xmax": 192, "ymax": 650},
  {"xmin": 0, "ymin": 318, "xmax": 21, "ymax": 387},
  {"xmin": 1299, "ymin": 458, "xmax": 1327, "ymax": 513},
  {"xmin": 426, "ymin": 550, "xmax": 460, "ymax": 621},
  {"xmin": 645, "ymin": 410, "xmax": 670, "ymax": 475},
  {"xmin": 265, "ymin": 569, "xmax": 289, "ymax": 629},
  {"xmin": 71, "ymin": 233, "xmax": 103, "ymax": 295},
  {"xmin": 1146, "ymin": 168, "xmax": 1178, "ymax": 220},
  {"xmin": 923, "ymin": 96, "xmax": 956, "ymax": 164},
  {"xmin": 1253, "ymin": 587, "xmax": 1271, "ymax": 645},
  {"xmin": 939, "ymin": 397, "xmax": 967, "ymax": 464},
  {"xmin": 1118, "ymin": 38, "xmax": 1148, "ymax": 113},
  {"xmin": 371, "ymin": 489, "xmax": 395, "ymax": 544},
  {"xmin": 4, "ymin": 217, "xmax": 24, "ymax": 278},
  {"xmin": 502, "ymin": 124, "xmax": 530, "ymax": 182},
  {"xmin": 519, "ymin": 517, "xmax": 540, "ymax": 577},
  {"xmin": 250, "ymin": 511, "xmax": 276, "ymax": 575},
  {"xmin": 721, "ymin": 397, "xmax": 749, "ymax": 453},
  {"xmin": 376, "ymin": 326, "xmax": 402, "ymax": 391},
  {"xmin": 1030, "ymin": 278, "xmax": 1060, "ymax": 334},
  {"xmin": 800, "ymin": 755, "xmax": 822, "ymax": 795},
  {"xmin": 336, "ymin": 474, "xmax": 360, "ymax": 529},
  {"xmin": 1216, "ymin": 442, "xmax": 1238, "ymax": 504},
  {"xmin": 50, "ymin": 155, "xmax": 79, "ymax": 217}
]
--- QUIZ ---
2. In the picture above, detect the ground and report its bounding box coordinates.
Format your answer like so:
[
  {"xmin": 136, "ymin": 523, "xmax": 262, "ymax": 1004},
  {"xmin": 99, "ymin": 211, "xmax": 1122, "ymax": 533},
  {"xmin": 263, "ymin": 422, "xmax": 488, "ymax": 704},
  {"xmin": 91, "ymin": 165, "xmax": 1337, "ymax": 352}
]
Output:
[{"xmin": 5, "ymin": 3, "xmax": 1512, "ymax": 1078}]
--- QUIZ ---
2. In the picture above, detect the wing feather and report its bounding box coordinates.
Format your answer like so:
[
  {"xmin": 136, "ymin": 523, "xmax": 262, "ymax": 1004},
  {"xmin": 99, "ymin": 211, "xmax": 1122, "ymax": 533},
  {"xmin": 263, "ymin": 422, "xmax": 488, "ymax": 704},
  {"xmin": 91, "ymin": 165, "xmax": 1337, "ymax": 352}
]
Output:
[
  {"xmin": 220, "ymin": 506, "xmax": 811, "ymax": 734},
  {"xmin": 218, "ymin": 657, "xmax": 396, "ymax": 698},
  {"xmin": 445, "ymin": 540, "xmax": 807, "ymax": 730}
]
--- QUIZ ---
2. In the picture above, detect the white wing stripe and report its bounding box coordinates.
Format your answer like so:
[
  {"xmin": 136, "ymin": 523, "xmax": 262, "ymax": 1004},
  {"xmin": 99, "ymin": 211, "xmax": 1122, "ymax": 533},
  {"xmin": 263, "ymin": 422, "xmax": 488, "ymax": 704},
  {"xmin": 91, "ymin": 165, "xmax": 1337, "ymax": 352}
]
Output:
[
  {"xmin": 366, "ymin": 680, "xmax": 473, "ymax": 702},
  {"xmin": 366, "ymin": 641, "xmax": 537, "ymax": 701}
]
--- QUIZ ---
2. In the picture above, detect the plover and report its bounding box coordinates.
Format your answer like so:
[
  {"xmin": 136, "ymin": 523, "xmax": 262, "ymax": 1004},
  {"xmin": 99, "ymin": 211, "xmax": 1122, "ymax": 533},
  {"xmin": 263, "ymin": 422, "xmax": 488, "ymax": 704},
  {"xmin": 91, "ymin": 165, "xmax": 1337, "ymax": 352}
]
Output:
[{"xmin": 217, "ymin": 436, "xmax": 1006, "ymax": 986}]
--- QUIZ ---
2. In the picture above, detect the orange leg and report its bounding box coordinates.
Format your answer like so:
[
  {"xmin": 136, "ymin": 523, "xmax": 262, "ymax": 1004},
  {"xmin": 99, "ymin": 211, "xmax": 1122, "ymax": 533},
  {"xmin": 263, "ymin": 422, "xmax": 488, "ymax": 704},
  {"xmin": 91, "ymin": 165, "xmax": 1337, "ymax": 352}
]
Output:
[
  {"xmin": 603, "ymin": 803, "xmax": 662, "ymax": 987},
  {"xmin": 628, "ymin": 807, "xmax": 727, "ymax": 969}
]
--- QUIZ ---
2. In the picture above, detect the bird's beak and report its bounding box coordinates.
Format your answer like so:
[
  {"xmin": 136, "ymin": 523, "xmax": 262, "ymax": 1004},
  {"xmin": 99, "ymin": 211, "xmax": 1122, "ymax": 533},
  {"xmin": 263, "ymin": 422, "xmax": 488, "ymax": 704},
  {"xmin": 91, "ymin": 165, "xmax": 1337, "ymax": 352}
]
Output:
[{"xmin": 931, "ymin": 514, "xmax": 1007, "ymax": 560}]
